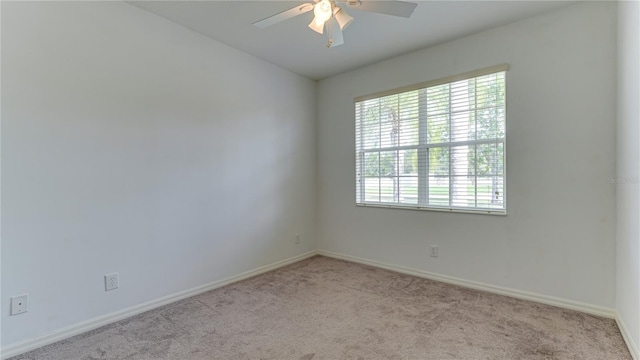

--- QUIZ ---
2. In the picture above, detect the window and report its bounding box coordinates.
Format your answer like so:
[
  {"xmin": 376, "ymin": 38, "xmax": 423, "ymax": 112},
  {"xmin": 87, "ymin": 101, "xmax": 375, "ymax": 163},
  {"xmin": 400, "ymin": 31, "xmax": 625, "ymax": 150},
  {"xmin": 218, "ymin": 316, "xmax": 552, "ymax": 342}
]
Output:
[{"xmin": 355, "ymin": 65, "xmax": 507, "ymax": 214}]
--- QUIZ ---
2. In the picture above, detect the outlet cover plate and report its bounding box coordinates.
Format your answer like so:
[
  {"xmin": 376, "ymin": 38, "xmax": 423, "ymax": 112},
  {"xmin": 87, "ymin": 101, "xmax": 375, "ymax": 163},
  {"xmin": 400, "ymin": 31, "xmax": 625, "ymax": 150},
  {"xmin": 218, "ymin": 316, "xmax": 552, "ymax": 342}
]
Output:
[
  {"xmin": 105, "ymin": 273, "xmax": 119, "ymax": 291},
  {"xmin": 11, "ymin": 294, "xmax": 28, "ymax": 315},
  {"xmin": 430, "ymin": 245, "xmax": 439, "ymax": 258}
]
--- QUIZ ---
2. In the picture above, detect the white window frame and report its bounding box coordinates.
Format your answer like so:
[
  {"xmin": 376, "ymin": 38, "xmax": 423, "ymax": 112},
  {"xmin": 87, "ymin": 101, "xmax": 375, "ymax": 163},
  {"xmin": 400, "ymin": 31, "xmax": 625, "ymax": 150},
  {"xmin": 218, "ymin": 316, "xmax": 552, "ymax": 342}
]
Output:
[{"xmin": 355, "ymin": 64, "xmax": 508, "ymax": 215}]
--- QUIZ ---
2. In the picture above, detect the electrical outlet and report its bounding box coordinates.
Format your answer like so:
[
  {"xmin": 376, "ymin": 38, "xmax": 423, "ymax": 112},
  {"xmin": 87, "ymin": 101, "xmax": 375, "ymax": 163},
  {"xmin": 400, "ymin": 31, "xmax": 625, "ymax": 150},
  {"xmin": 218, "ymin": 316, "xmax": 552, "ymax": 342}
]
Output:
[
  {"xmin": 430, "ymin": 245, "xmax": 439, "ymax": 258},
  {"xmin": 10, "ymin": 294, "xmax": 29, "ymax": 315},
  {"xmin": 104, "ymin": 273, "xmax": 119, "ymax": 291},
  {"xmin": 295, "ymin": 234, "xmax": 301, "ymax": 244}
]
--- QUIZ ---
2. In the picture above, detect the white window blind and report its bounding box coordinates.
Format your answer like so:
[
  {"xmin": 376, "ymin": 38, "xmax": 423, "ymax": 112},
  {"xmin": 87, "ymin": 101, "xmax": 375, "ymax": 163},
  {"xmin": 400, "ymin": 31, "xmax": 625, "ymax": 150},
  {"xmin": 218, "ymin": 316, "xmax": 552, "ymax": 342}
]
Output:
[{"xmin": 355, "ymin": 66, "xmax": 507, "ymax": 214}]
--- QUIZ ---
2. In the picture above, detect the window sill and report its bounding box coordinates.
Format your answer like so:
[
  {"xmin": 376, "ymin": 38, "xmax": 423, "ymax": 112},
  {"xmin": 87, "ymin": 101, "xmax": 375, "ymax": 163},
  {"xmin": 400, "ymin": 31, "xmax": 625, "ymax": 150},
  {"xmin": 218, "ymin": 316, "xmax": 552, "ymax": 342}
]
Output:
[{"xmin": 356, "ymin": 203, "xmax": 507, "ymax": 216}]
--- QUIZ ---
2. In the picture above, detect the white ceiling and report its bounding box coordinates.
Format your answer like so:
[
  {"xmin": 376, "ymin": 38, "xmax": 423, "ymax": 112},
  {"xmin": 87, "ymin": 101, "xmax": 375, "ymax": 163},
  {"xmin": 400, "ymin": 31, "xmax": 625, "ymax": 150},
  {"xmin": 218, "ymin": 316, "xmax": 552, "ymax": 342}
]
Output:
[{"xmin": 129, "ymin": 1, "xmax": 574, "ymax": 80}]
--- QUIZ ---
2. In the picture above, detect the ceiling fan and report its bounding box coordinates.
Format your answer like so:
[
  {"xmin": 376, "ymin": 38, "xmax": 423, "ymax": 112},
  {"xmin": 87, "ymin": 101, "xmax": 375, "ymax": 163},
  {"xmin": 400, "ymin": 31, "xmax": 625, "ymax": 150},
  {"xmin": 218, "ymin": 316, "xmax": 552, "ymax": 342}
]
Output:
[{"xmin": 253, "ymin": 0, "xmax": 418, "ymax": 48}]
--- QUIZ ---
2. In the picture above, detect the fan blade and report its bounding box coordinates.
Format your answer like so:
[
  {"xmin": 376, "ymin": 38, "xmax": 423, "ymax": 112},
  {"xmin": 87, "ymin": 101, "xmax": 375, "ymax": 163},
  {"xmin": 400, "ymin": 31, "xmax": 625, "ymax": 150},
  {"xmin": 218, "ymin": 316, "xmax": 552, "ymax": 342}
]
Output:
[
  {"xmin": 327, "ymin": 18, "xmax": 344, "ymax": 47},
  {"xmin": 348, "ymin": 1, "xmax": 417, "ymax": 18},
  {"xmin": 253, "ymin": 3, "xmax": 314, "ymax": 28}
]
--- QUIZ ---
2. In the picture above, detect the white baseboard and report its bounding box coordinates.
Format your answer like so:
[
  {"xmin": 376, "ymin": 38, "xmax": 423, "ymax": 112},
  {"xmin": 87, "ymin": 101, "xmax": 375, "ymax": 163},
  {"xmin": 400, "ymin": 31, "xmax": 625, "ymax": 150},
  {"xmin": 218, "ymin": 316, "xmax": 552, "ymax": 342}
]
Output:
[
  {"xmin": 3, "ymin": 250, "xmax": 628, "ymax": 359},
  {"xmin": 616, "ymin": 311, "xmax": 640, "ymax": 360},
  {"xmin": 317, "ymin": 250, "xmax": 616, "ymax": 319},
  {"xmin": 0, "ymin": 250, "xmax": 318, "ymax": 360}
]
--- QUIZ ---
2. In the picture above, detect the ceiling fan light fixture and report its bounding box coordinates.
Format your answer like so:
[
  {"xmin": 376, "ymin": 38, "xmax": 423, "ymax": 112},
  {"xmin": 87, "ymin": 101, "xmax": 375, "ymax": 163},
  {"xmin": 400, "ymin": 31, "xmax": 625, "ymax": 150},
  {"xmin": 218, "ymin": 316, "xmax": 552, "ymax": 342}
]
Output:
[
  {"xmin": 333, "ymin": 7, "xmax": 353, "ymax": 30},
  {"xmin": 308, "ymin": 17, "xmax": 325, "ymax": 34},
  {"xmin": 313, "ymin": 0, "xmax": 333, "ymax": 23}
]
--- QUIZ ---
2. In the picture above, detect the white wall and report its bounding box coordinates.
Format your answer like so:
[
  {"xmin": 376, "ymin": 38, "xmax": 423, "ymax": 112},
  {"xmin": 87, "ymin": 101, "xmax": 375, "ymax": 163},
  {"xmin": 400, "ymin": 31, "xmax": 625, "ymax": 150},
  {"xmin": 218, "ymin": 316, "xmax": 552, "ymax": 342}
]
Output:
[
  {"xmin": 1, "ymin": 1, "xmax": 316, "ymax": 347},
  {"xmin": 616, "ymin": 0, "xmax": 640, "ymax": 356},
  {"xmin": 317, "ymin": 2, "xmax": 617, "ymax": 308}
]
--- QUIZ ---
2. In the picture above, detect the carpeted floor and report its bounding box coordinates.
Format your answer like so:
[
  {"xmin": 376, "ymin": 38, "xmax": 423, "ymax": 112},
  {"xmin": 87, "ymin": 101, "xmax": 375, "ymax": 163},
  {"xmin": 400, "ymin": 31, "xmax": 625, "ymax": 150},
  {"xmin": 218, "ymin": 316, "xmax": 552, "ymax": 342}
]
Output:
[{"xmin": 9, "ymin": 256, "xmax": 631, "ymax": 359}]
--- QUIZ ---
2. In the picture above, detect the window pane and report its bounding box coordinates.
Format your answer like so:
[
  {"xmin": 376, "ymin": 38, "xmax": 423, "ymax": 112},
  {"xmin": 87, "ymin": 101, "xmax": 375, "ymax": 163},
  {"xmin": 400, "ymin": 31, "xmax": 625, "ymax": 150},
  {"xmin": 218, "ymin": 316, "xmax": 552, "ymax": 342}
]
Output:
[
  {"xmin": 401, "ymin": 149, "xmax": 418, "ymax": 176},
  {"xmin": 363, "ymin": 99, "xmax": 381, "ymax": 127},
  {"xmin": 496, "ymin": 143, "xmax": 504, "ymax": 175},
  {"xmin": 496, "ymin": 73, "xmax": 506, "ymax": 107},
  {"xmin": 380, "ymin": 177, "xmax": 396, "ymax": 203},
  {"xmin": 476, "ymin": 73, "xmax": 500, "ymax": 109},
  {"xmin": 476, "ymin": 143, "xmax": 504, "ymax": 176},
  {"xmin": 399, "ymin": 177, "xmax": 418, "ymax": 204},
  {"xmin": 364, "ymin": 152, "xmax": 379, "ymax": 177},
  {"xmin": 496, "ymin": 108, "xmax": 505, "ymax": 138},
  {"xmin": 477, "ymin": 107, "xmax": 499, "ymax": 140},
  {"xmin": 426, "ymin": 84, "xmax": 449, "ymax": 116},
  {"xmin": 451, "ymin": 110, "xmax": 475, "ymax": 142},
  {"xmin": 477, "ymin": 176, "xmax": 504, "ymax": 209},
  {"xmin": 364, "ymin": 177, "xmax": 380, "ymax": 202},
  {"xmin": 451, "ymin": 145, "xmax": 474, "ymax": 176},
  {"xmin": 427, "ymin": 114, "xmax": 449, "ymax": 144},
  {"xmin": 379, "ymin": 151, "xmax": 397, "ymax": 177},
  {"xmin": 451, "ymin": 176, "xmax": 475, "ymax": 207},
  {"xmin": 450, "ymin": 79, "xmax": 475, "ymax": 112},
  {"xmin": 429, "ymin": 147, "xmax": 449, "ymax": 176},
  {"xmin": 361, "ymin": 98, "xmax": 382, "ymax": 149},
  {"xmin": 476, "ymin": 74, "xmax": 504, "ymax": 140},
  {"xmin": 399, "ymin": 92, "xmax": 419, "ymax": 121},
  {"xmin": 492, "ymin": 178, "xmax": 505, "ymax": 208},
  {"xmin": 399, "ymin": 117, "xmax": 419, "ymax": 147},
  {"xmin": 363, "ymin": 123, "xmax": 380, "ymax": 149},
  {"xmin": 380, "ymin": 117, "xmax": 397, "ymax": 148},
  {"xmin": 429, "ymin": 177, "xmax": 449, "ymax": 206}
]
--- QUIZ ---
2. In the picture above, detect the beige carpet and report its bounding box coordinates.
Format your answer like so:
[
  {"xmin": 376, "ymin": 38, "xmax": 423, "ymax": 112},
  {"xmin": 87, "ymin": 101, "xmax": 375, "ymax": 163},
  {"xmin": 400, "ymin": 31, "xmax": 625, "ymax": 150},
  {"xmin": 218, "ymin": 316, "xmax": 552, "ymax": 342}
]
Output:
[{"xmin": 10, "ymin": 256, "xmax": 630, "ymax": 359}]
